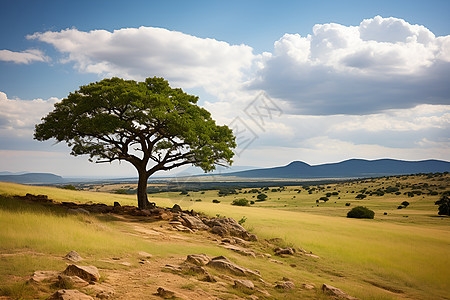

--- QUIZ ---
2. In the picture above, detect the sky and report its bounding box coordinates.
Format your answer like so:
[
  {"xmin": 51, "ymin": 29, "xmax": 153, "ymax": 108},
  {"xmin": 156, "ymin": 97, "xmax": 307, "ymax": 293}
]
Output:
[{"xmin": 0, "ymin": 0, "xmax": 449, "ymax": 177}]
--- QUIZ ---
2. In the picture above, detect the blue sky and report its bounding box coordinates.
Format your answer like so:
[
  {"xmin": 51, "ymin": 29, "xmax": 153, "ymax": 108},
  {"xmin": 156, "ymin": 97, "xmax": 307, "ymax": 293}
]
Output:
[{"xmin": 1, "ymin": 0, "xmax": 449, "ymax": 177}]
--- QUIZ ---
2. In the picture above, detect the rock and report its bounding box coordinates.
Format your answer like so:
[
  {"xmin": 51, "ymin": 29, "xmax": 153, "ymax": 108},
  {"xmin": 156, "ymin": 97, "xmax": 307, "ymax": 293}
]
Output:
[
  {"xmin": 282, "ymin": 277, "xmax": 293, "ymax": 282},
  {"xmin": 137, "ymin": 251, "xmax": 152, "ymax": 259},
  {"xmin": 48, "ymin": 289, "xmax": 93, "ymax": 300},
  {"xmin": 221, "ymin": 244, "xmax": 257, "ymax": 257},
  {"xmin": 304, "ymin": 253, "xmax": 320, "ymax": 259},
  {"xmin": 174, "ymin": 225, "xmax": 194, "ymax": 233},
  {"xmin": 234, "ymin": 279, "xmax": 255, "ymax": 290},
  {"xmin": 302, "ymin": 283, "xmax": 315, "ymax": 290},
  {"xmin": 269, "ymin": 259, "xmax": 284, "ymax": 264},
  {"xmin": 275, "ymin": 247, "xmax": 295, "ymax": 256},
  {"xmin": 185, "ymin": 254, "xmax": 211, "ymax": 266},
  {"xmin": 202, "ymin": 274, "xmax": 217, "ymax": 282},
  {"xmin": 180, "ymin": 214, "xmax": 209, "ymax": 230},
  {"xmin": 82, "ymin": 283, "xmax": 115, "ymax": 299},
  {"xmin": 322, "ymin": 284, "xmax": 359, "ymax": 300},
  {"xmin": 67, "ymin": 208, "xmax": 90, "ymax": 215},
  {"xmin": 211, "ymin": 225, "xmax": 228, "ymax": 236},
  {"xmin": 170, "ymin": 204, "xmax": 182, "ymax": 213},
  {"xmin": 119, "ymin": 262, "xmax": 132, "ymax": 267},
  {"xmin": 163, "ymin": 264, "xmax": 183, "ymax": 273},
  {"xmin": 156, "ymin": 287, "xmax": 176, "ymax": 299},
  {"xmin": 63, "ymin": 265, "xmax": 100, "ymax": 282},
  {"xmin": 255, "ymin": 287, "xmax": 271, "ymax": 297},
  {"xmin": 169, "ymin": 221, "xmax": 182, "ymax": 226},
  {"xmin": 275, "ymin": 281, "xmax": 296, "ymax": 290},
  {"xmin": 203, "ymin": 217, "xmax": 256, "ymax": 240},
  {"xmin": 64, "ymin": 251, "xmax": 83, "ymax": 262},
  {"xmin": 206, "ymin": 256, "xmax": 261, "ymax": 277},
  {"xmin": 57, "ymin": 275, "xmax": 89, "ymax": 288},
  {"xmin": 29, "ymin": 270, "xmax": 59, "ymax": 283}
]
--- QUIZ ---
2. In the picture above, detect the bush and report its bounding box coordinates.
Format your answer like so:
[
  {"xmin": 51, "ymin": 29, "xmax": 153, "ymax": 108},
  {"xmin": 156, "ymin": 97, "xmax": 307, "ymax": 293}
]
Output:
[
  {"xmin": 62, "ymin": 184, "xmax": 77, "ymax": 190},
  {"xmin": 355, "ymin": 194, "xmax": 367, "ymax": 199},
  {"xmin": 319, "ymin": 197, "xmax": 329, "ymax": 202},
  {"xmin": 347, "ymin": 206, "xmax": 375, "ymax": 219},
  {"xmin": 345, "ymin": 202, "xmax": 351, "ymax": 206},
  {"xmin": 435, "ymin": 196, "xmax": 450, "ymax": 216},
  {"xmin": 231, "ymin": 198, "xmax": 249, "ymax": 206},
  {"xmin": 114, "ymin": 189, "xmax": 128, "ymax": 194},
  {"xmin": 256, "ymin": 193, "xmax": 268, "ymax": 202},
  {"xmin": 212, "ymin": 199, "xmax": 220, "ymax": 203},
  {"xmin": 401, "ymin": 201, "xmax": 410, "ymax": 207}
]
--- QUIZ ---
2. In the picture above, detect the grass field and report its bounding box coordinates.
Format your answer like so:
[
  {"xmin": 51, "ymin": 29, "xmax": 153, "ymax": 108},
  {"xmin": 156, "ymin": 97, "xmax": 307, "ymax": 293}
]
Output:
[{"xmin": 0, "ymin": 173, "xmax": 449, "ymax": 299}]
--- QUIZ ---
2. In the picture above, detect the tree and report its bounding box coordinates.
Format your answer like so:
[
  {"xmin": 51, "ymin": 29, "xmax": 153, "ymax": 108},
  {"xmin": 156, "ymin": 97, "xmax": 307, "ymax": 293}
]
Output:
[
  {"xmin": 347, "ymin": 206, "xmax": 375, "ymax": 219},
  {"xmin": 34, "ymin": 77, "xmax": 236, "ymax": 209},
  {"xmin": 256, "ymin": 193, "xmax": 268, "ymax": 201},
  {"xmin": 435, "ymin": 196, "xmax": 450, "ymax": 216}
]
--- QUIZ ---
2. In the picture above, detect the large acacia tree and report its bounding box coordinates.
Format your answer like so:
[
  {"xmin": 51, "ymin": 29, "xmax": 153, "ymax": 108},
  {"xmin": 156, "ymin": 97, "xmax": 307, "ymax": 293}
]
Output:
[{"xmin": 34, "ymin": 77, "xmax": 236, "ymax": 209}]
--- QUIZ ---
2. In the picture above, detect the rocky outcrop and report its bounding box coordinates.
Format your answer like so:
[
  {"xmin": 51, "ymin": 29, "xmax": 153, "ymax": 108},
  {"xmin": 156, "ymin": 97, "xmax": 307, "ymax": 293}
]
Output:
[
  {"xmin": 202, "ymin": 217, "xmax": 257, "ymax": 241},
  {"xmin": 322, "ymin": 284, "xmax": 360, "ymax": 300},
  {"xmin": 206, "ymin": 256, "xmax": 261, "ymax": 277},
  {"xmin": 275, "ymin": 280, "xmax": 296, "ymax": 290},
  {"xmin": 185, "ymin": 254, "xmax": 211, "ymax": 266},
  {"xmin": 64, "ymin": 250, "xmax": 83, "ymax": 262},
  {"xmin": 179, "ymin": 214, "xmax": 209, "ymax": 230},
  {"xmin": 57, "ymin": 274, "xmax": 89, "ymax": 288},
  {"xmin": 274, "ymin": 247, "xmax": 295, "ymax": 256},
  {"xmin": 48, "ymin": 289, "xmax": 93, "ymax": 300},
  {"xmin": 63, "ymin": 265, "xmax": 100, "ymax": 282},
  {"xmin": 29, "ymin": 270, "xmax": 59, "ymax": 284},
  {"xmin": 156, "ymin": 287, "xmax": 176, "ymax": 299},
  {"xmin": 234, "ymin": 279, "xmax": 255, "ymax": 290}
]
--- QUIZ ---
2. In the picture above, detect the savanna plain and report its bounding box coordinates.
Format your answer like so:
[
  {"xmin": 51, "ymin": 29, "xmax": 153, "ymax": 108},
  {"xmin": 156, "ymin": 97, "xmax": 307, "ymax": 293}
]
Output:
[{"xmin": 0, "ymin": 173, "xmax": 449, "ymax": 299}]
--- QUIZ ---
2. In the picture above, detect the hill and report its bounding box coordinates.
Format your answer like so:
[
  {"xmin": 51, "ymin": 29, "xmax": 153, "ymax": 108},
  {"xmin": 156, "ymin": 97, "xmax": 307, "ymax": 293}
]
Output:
[
  {"xmin": 0, "ymin": 173, "xmax": 65, "ymax": 184},
  {"xmin": 223, "ymin": 158, "xmax": 450, "ymax": 179}
]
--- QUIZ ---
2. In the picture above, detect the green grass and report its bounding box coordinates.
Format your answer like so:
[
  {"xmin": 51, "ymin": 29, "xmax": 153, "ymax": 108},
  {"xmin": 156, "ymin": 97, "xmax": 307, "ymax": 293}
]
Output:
[{"xmin": 0, "ymin": 174, "xmax": 449, "ymax": 299}]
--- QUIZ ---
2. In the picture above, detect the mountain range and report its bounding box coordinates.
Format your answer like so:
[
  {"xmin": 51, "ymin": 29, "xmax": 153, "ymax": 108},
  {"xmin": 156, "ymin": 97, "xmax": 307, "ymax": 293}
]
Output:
[
  {"xmin": 221, "ymin": 159, "xmax": 450, "ymax": 179},
  {"xmin": 0, "ymin": 173, "xmax": 65, "ymax": 184}
]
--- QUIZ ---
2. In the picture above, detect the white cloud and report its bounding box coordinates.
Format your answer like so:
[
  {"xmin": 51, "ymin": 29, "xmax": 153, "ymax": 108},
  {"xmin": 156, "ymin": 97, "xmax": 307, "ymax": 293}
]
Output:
[
  {"xmin": 28, "ymin": 27, "xmax": 256, "ymax": 99},
  {"xmin": 0, "ymin": 49, "xmax": 49, "ymax": 64},
  {"xmin": 0, "ymin": 91, "xmax": 59, "ymax": 133},
  {"xmin": 249, "ymin": 16, "xmax": 450, "ymax": 115}
]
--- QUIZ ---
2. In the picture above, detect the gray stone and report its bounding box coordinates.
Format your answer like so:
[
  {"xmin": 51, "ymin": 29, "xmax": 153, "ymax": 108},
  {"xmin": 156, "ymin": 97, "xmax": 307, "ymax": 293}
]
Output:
[
  {"xmin": 275, "ymin": 281, "xmax": 295, "ymax": 290},
  {"xmin": 234, "ymin": 279, "xmax": 255, "ymax": 290},
  {"xmin": 48, "ymin": 289, "xmax": 93, "ymax": 300},
  {"xmin": 185, "ymin": 254, "xmax": 211, "ymax": 266},
  {"xmin": 63, "ymin": 265, "xmax": 100, "ymax": 282},
  {"xmin": 64, "ymin": 251, "xmax": 83, "ymax": 262},
  {"xmin": 29, "ymin": 270, "xmax": 59, "ymax": 284},
  {"xmin": 206, "ymin": 256, "xmax": 261, "ymax": 277},
  {"xmin": 322, "ymin": 284, "xmax": 360, "ymax": 300},
  {"xmin": 57, "ymin": 275, "xmax": 89, "ymax": 288},
  {"xmin": 180, "ymin": 214, "xmax": 209, "ymax": 230}
]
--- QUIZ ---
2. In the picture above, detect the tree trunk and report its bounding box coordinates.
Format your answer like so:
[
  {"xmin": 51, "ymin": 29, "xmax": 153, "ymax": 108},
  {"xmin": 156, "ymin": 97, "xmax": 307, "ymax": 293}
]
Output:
[{"xmin": 137, "ymin": 169, "xmax": 150, "ymax": 209}]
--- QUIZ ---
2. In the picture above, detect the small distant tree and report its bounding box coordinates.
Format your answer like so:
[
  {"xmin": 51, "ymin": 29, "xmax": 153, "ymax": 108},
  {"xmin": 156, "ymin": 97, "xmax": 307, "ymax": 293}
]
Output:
[
  {"xmin": 34, "ymin": 77, "xmax": 236, "ymax": 209},
  {"xmin": 355, "ymin": 194, "xmax": 367, "ymax": 199},
  {"xmin": 256, "ymin": 193, "xmax": 268, "ymax": 201},
  {"xmin": 232, "ymin": 198, "xmax": 249, "ymax": 206},
  {"xmin": 401, "ymin": 201, "xmax": 410, "ymax": 207},
  {"xmin": 347, "ymin": 206, "xmax": 375, "ymax": 219},
  {"xmin": 319, "ymin": 196, "xmax": 329, "ymax": 202},
  {"xmin": 435, "ymin": 196, "xmax": 450, "ymax": 216}
]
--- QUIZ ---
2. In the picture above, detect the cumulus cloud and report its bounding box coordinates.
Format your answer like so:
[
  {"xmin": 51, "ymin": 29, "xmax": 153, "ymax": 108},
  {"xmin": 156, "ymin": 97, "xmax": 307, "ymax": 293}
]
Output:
[
  {"xmin": 0, "ymin": 91, "xmax": 59, "ymax": 133},
  {"xmin": 27, "ymin": 27, "xmax": 256, "ymax": 98},
  {"xmin": 249, "ymin": 16, "xmax": 450, "ymax": 115},
  {"xmin": 0, "ymin": 49, "xmax": 49, "ymax": 64}
]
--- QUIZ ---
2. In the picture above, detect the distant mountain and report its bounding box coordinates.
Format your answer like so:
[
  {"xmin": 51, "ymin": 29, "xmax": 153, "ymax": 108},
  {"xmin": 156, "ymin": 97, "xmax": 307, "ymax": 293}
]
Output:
[
  {"xmin": 223, "ymin": 159, "xmax": 450, "ymax": 179},
  {"xmin": 0, "ymin": 173, "xmax": 65, "ymax": 184}
]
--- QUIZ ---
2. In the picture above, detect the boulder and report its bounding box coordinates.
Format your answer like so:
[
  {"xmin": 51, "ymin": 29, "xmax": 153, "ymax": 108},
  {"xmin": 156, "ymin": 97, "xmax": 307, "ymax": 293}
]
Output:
[
  {"xmin": 185, "ymin": 254, "xmax": 211, "ymax": 266},
  {"xmin": 274, "ymin": 247, "xmax": 295, "ymax": 256},
  {"xmin": 302, "ymin": 283, "xmax": 315, "ymax": 290},
  {"xmin": 156, "ymin": 287, "xmax": 176, "ymax": 299},
  {"xmin": 48, "ymin": 289, "xmax": 93, "ymax": 300},
  {"xmin": 322, "ymin": 284, "xmax": 360, "ymax": 300},
  {"xmin": 63, "ymin": 265, "xmax": 100, "ymax": 282},
  {"xmin": 64, "ymin": 251, "xmax": 83, "ymax": 262},
  {"xmin": 29, "ymin": 270, "xmax": 59, "ymax": 283},
  {"xmin": 203, "ymin": 217, "xmax": 257, "ymax": 241},
  {"xmin": 180, "ymin": 214, "xmax": 209, "ymax": 230},
  {"xmin": 206, "ymin": 256, "xmax": 261, "ymax": 277},
  {"xmin": 234, "ymin": 279, "xmax": 255, "ymax": 290},
  {"xmin": 57, "ymin": 275, "xmax": 89, "ymax": 288},
  {"xmin": 221, "ymin": 244, "xmax": 257, "ymax": 257},
  {"xmin": 170, "ymin": 204, "xmax": 182, "ymax": 213},
  {"xmin": 82, "ymin": 283, "xmax": 115, "ymax": 299},
  {"xmin": 137, "ymin": 251, "xmax": 153, "ymax": 259},
  {"xmin": 174, "ymin": 225, "xmax": 194, "ymax": 233},
  {"xmin": 275, "ymin": 281, "xmax": 295, "ymax": 290}
]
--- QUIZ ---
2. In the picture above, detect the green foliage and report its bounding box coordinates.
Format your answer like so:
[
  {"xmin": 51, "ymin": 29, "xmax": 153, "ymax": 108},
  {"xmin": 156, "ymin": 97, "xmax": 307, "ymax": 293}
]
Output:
[
  {"xmin": 401, "ymin": 201, "xmax": 410, "ymax": 207},
  {"xmin": 256, "ymin": 193, "xmax": 268, "ymax": 202},
  {"xmin": 347, "ymin": 206, "xmax": 375, "ymax": 219},
  {"xmin": 238, "ymin": 216, "xmax": 247, "ymax": 225},
  {"xmin": 435, "ymin": 196, "xmax": 450, "ymax": 216},
  {"xmin": 212, "ymin": 199, "xmax": 220, "ymax": 203},
  {"xmin": 355, "ymin": 194, "xmax": 367, "ymax": 199},
  {"xmin": 114, "ymin": 189, "xmax": 128, "ymax": 195},
  {"xmin": 319, "ymin": 196, "xmax": 329, "ymax": 202},
  {"xmin": 62, "ymin": 184, "xmax": 77, "ymax": 190},
  {"xmin": 34, "ymin": 77, "xmax": 236, "ymax": 208},
  {"xmin": 231, "ymin": 198, "xmax": 249, "ymax": 206}
]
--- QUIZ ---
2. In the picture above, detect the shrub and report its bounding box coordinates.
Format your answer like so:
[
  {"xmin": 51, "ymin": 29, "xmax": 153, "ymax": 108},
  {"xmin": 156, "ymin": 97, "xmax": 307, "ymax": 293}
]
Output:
[
  {"xmin": 435, "ymin": 196, "xmax": 450, "ymax": 216},
  {"xmin": 345, "ymin": 202, "xmax": 351, "ymax": 206},
  {"xmin": 238, "ymin": 216, "xmax": 247, "ymax": 225},
  {"xmin": 256, "ymin": 193, "xmax": 268, "ymax": 202},
  {"xmin": 347, "ymin": 206, "xmax": 375, "ymax": 219},
  {"xmin": 212, "ymin": 199, "xmax": 220, "ymax": 203},
  {"xmin": 114, "ymin": 189, "xmax": 128, "ymax": 194},
  {"xmin": 355, "ymin": 194, "xmax": 367, "ymax": 199},
  {"xmin": 250, "ymin": 200, "xmax": 255, "ymax": 205},
  {"xmin": 231, "ymin": 198, "xmax": 249, "ymax": 206},
  {"xmin": 319, "ymin": 197, "xmax": 329, "ymax": 202},
  {"xmin": 62, "ymin": 184, "xmax": 77, "ymax": 190},
  {"xmin": 397, "ymin": 205, "xmax": 403, "ymax": 209},
  {"xmin": 401, "ymin": 201, "xmax": 410, "ymax": 207}
]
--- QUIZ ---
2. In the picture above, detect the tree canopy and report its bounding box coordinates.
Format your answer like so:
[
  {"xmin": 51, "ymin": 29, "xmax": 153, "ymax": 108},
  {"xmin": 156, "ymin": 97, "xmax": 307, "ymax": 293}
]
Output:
[{"xmin": 34, "ymin": 77, "xmax": 236, "ymax": 208}]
